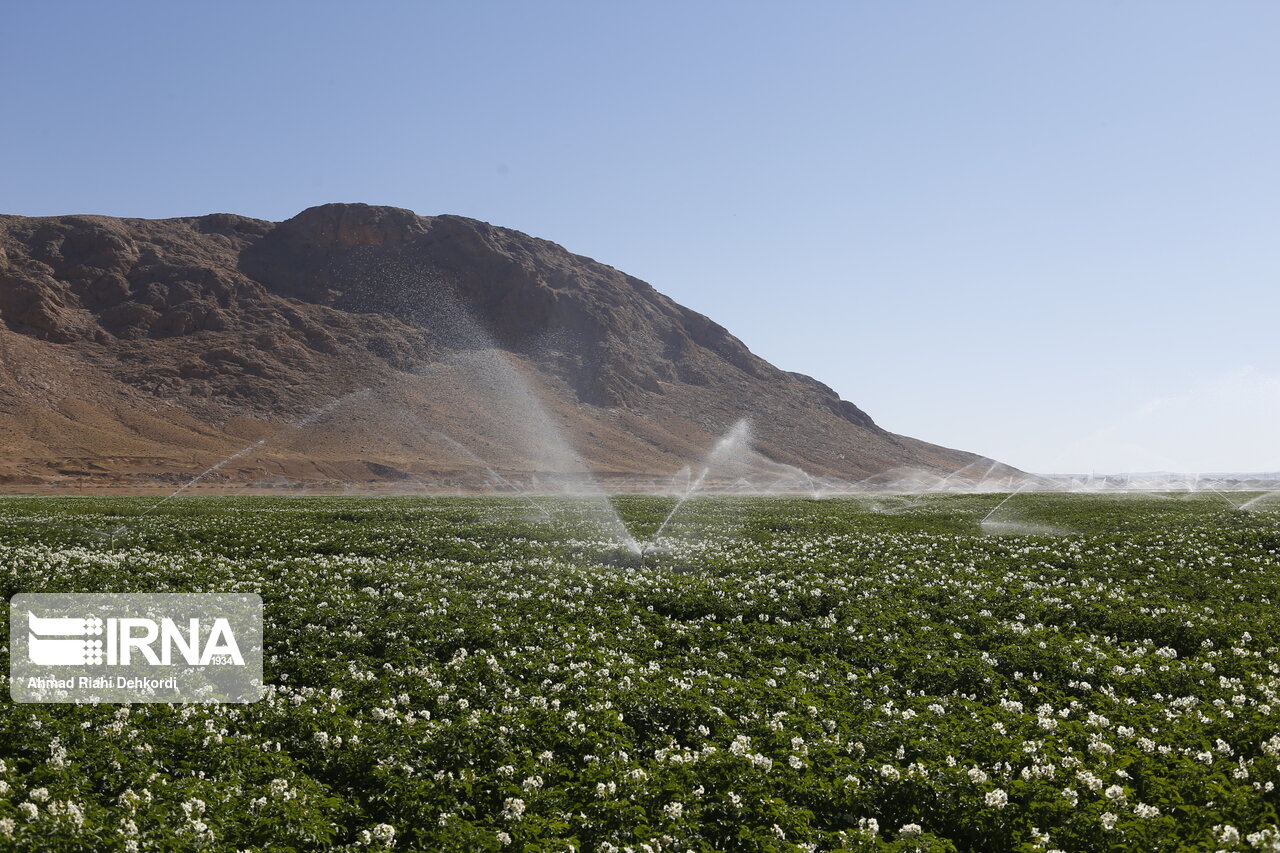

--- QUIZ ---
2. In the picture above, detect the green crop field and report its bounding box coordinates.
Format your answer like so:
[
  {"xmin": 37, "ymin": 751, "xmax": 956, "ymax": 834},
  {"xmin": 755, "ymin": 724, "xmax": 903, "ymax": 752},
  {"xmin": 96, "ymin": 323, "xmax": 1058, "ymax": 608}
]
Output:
[{"xmin": 1, "ymin": 494, "xmax": 1279, "ymax": 852}]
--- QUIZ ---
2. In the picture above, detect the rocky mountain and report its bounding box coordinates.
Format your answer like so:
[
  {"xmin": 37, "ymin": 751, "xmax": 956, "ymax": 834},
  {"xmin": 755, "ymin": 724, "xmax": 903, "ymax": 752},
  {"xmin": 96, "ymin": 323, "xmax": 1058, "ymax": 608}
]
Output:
[{"xmin": 0, "ymin": 203, "xmax": 997, "ymax": 490}]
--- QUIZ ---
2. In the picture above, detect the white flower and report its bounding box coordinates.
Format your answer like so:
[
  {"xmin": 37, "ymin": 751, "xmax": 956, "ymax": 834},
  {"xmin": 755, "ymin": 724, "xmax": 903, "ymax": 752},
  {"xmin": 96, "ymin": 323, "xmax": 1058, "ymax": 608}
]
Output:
[
  {"xmin": 1104, "ymin": 785, "xmax": 1125, "ymax": 801},
  {"xmin": 18, "ymin": 803, "xmax": 37, "ymax": 821},
  {"xmin": 664, "ymin": 801, "xmax": 684, "ymax": 820},
  {"xmin": 497, "ymin": 831, "xmax": 512, "ymax": 846},
  {"xmin": 1134, "ymin": 803, "xmax": 1159, "ymax": 819},
  {"xmin": 61, "ymin": 802, "xmax": 84, "ymax": 828},
  {"xmin": 985, "ymin": 788, "xmax": 1008, "ymax": 808},
  {"xmin": 0, "ymin": 818, "xmax": 13, "ymax": 837},
  {"xmin": 28, "ymin": 789, "xmax": 49, "ymax": 803},
  {"xmin": 900, "ymin": 823, "xmax": 923, "ymax": 837},
  {"xmin": 1076, "ymin": 770, "xmax": 1103, "ymax": 792},
  {"xmin": 370, "ymin": 823, "xmax": 396, "ymax": 845},
  {"xmin": 857, "ymin": 817, "xmax": 879, "ymax": 836},
  {"xmin": 1246, "ymin": 827, "xmax": 1280, "ymax": 851},
  {"xmin": 267, "ymin": 778, "xmax": 298, "ymax": 801},
  {"xmin": 118, "ymin": 790, "xmax": 141, "ymax": 813},
  {"xmin": 501, "ymin": 798, "xmax": 526, "ymax": 821},
  {"xmin": 968, "ymin": 767, "xmax": 988, "ymax": 784},
  {"xmin": 1100, "ymin": 812, "xmax": 1118, "ymax": 830},
  {"xmin": 1215, "ymin": 824, "xmax": 1241, "ymax": 844}
]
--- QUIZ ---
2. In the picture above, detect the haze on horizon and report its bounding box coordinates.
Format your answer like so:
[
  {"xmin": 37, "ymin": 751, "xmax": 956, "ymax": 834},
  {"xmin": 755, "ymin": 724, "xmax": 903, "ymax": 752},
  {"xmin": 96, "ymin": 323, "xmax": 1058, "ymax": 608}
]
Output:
[{"xmin": 1, "ymin": 1, "xmax": 1275, "ymax": 475}]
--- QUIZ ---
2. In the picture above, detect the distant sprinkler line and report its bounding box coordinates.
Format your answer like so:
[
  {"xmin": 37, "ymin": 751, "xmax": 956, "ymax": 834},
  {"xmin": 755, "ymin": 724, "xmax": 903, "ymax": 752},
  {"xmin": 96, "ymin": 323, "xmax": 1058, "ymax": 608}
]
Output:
[
  {"xmin": 18, "ymin": 515, "xmax": 129, "ymax": 546},
  {"xmin": 932, "ymin": 460, "xmax": 989, "ymax": 493},
  {"xmin": 981, "ymin": 483, "xmax": 1030, "ymax": 525},
  {"xmin": 845, "ymin": 470, "xmax": 887, "ymax": 493},
  {"xmin": 1209, "ymin": 488, "xmax": 1245, "ymax": 510},
  {"xmin": 136, "ymin": 439, "xmax": 268, "ymax": 520},
  {"xmin": 904, "ymin": 459, "xmax": 1000, "ymax": 507},
  {"xmin": 1239, "ymin": 491, "xmax": 1279, "ymax": 511},
  {"xmin": 432, "ymin": 432, "xmax": 553, "ymax": 521},
  {"xmin": 128, "ymin": 387, "xmax": 373, "ymax": 527},
  {"xmin": 651, "ymin": 466, "xmax": 710, "ymax": 543},
  {"xmin": 646, "ymin": 419, "xmax": 761, "ymax": 546}
]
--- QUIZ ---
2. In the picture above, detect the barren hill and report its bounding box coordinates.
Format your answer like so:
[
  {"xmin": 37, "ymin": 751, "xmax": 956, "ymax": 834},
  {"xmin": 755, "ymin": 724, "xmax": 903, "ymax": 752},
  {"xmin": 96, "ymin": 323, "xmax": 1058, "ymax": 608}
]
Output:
[{"xmin": 0, "ymin": 203, "xmax": 996, "ymax": 490}]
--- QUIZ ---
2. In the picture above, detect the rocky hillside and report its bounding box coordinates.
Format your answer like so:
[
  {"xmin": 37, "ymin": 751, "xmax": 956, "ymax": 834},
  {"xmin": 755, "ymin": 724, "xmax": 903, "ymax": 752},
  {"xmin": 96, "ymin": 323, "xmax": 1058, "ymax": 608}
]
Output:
[{"xmin": 0, "ymin": 203, "xmax": 995, "ymax": 489}]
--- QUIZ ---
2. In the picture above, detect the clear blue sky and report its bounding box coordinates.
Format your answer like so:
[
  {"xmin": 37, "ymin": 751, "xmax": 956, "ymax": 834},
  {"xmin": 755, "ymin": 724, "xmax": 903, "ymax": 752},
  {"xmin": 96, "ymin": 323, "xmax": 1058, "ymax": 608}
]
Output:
[{"xmin": 3, "ymin": 1, "xmax": 1276, "ymax": 473}]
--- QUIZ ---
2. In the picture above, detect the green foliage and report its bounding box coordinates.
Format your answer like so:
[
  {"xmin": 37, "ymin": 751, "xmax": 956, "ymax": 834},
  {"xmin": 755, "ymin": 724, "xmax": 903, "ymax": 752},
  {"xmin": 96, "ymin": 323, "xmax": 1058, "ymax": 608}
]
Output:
[{"xmin": 0, "ymin": 493, "xmax": 1278, "ymax": 851}]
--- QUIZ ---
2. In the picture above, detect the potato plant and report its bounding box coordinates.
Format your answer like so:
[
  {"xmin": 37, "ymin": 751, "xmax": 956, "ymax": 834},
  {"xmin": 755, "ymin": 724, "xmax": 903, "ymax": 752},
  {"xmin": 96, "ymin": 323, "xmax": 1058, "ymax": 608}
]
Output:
[{"xmin": 0, "ymin": 494, "xmax": 1277, "ymax": 852}]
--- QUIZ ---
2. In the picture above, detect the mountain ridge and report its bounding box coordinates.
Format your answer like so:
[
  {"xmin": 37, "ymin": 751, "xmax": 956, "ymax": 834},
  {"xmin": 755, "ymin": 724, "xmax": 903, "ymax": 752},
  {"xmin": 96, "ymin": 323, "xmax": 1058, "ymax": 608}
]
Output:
[{"xmin": 0, "ymin": 203, "xmax": 1000, "ymax": 489}]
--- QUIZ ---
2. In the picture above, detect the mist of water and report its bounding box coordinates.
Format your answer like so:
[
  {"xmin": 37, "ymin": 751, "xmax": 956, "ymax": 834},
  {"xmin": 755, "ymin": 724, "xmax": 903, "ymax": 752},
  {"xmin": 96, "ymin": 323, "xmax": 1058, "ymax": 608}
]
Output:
[
  {"xmin": 110, "ymin": 387, "xmax": 377, "ymax": 535},
  {"xmin": 433, "ymin": 431, "xmax": 552, "ymax": 520}
]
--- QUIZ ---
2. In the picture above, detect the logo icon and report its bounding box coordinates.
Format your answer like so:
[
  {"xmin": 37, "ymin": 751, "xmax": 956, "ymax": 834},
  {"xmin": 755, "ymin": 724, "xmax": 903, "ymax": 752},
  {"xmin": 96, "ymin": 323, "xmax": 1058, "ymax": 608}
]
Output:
[{"xmin": 28, "ymin": 613, "xmax": 105, "ymax": 665}]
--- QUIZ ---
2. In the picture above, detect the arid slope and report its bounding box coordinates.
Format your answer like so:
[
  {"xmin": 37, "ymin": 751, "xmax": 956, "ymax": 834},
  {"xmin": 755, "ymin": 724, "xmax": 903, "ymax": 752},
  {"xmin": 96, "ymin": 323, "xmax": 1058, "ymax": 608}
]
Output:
[{"xmin": 0, "ymin": 203, "xmax": 997, "ymax": 489}]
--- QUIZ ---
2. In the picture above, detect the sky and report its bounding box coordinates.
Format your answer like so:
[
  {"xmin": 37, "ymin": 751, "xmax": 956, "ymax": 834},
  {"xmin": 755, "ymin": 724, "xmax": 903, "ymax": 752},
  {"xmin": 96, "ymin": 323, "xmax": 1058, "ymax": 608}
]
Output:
[{"xmin": 2, "ymin": 1, "xmax": 1276, "ymax": 474}]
